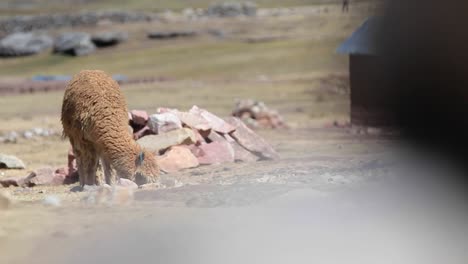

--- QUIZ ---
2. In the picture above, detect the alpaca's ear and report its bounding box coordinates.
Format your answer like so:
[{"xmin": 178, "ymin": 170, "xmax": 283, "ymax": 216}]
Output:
[{"xmin": 136, "ymin": 151, "xmax": 145, "ymax": 166}]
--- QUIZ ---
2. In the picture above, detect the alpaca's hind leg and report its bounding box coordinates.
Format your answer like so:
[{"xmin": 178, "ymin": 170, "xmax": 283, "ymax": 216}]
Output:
[
  {"xmin": 73, "ymin": 138, "xmax": 99, "ymax": 186},
  {"xmin": 102, "ymin": 158, "xmax": 116, "ymax": 185},
  {"xmin": 69, "ymin": 138, "xmax": 86, "ymax": 187},
  {"xmin": 86, "ymin": 152, "xmax": 99, "ymax": 186}
]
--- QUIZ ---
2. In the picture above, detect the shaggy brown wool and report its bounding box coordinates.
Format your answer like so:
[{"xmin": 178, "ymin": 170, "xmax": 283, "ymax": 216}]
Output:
[{"xmin": 61, "ymin": 70, "xmax": 159, "ymax": 187}]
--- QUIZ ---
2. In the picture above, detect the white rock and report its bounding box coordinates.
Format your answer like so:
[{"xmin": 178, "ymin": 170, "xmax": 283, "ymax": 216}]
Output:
[{"xmin": 42, "ymin": 195, "xmax": 61, "ymax": 207}]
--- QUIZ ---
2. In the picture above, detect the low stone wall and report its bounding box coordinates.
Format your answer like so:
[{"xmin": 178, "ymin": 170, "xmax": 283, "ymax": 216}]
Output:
[{"xmin": 0, "ymin": 11, "xmax": 156, "ymax": 37}]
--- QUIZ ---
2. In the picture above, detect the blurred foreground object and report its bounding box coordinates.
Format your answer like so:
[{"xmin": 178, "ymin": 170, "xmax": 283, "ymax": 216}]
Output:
[{"xmin": 378, "ymin": 1, "xmax": 468, "ymax": 170}]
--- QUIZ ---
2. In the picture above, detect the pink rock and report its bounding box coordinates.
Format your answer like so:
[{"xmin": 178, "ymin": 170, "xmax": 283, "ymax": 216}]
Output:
[
  {"xmin": 133, "ymin": 125, "xmax": 153, "ymax": 140},
  {"xmin": 206, "ymin": 130, "xmax": 225, "ymax": 142},
  {"xmin": 118, "ymin": 178, "xmax": 138, "ymax": 189},
  {"xmin": 130, "ymin": 110, "xmax": 149, "ymax": 126},
  {"xmin": 0, "ymin": 176, "xmax": 27, "ymax": 187},
  {"xmin": 156, "ymin": 107, "xmax": 172, "ymax": 113},
  {"xmin": 56, "ymin": 166, "xmax": 78, "ymax": 184},
  {"xmin": 55, "ymin": 167, "xmax": 68, "ymax": 177},
  {"xmin": 192, "ymin": 128, "xmax": 205, "ymax": 144},
  {"xmin": 189, "ymin": 105, "xmax": 236, "ymax": 134},
  {"xmin": 25, "ymin": 167, "xmax": 66, "ymax": 186},
  {"xmin": 223, "ymin": 133, "xmax": 236, "ymax": 143},
  {"xmin": 225, "ymin": 117, "xmax": 280, "ymax": 160},
  {"xmin": 174, "ymin": 111, "xmax": 211, "ymax": 131},
  {"xmin": 147, "ymin": 112, "xmax": 183, "ymax": 134},
  {"xmin": 196, "ymin": 141, "xmax": 235, "ymax": 165},
  {"xmin": 157, "ymin": 146, "xmax": 199, "ymax": 173},
  {"xmin": 231, "ymin": 140, "xmax": 259, "ymax": 162}
]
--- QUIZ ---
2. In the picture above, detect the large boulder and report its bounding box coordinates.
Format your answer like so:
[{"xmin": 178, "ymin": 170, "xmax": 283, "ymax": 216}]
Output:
[
  {"xmin": 188, "ymin": 105, "xmax": 235, "ymax": 134},
  {"xmin": 0, "ymin": 32, "xmax": 53, "ymax": 57},
  {"xmin": 130, "ymin": 110, "xmax": 149, "ymax": 126},
  {"xmin": 196, "ymin": 141, "xmax": 235, "ymax": 165},
  {"xmin": 147, "ymin": 112, "xmax": 182, "ymax": 134},
  {"xmin": 0, "ymin": 154, "xmax": 25, "ymax": 169},
  {"xmin": 137, "ymin": 128, "xmax": 197, "ymax": 153},
  {"xmin": 91, "ymin": 31, "xmax": 128, "ymax": 47},
  {"xmin": 24, "ymin": 167, "xmax": 67, "ymax": 186},
  {"xmin": 225, "ymin": 117, "xmax": 280, "ymax": 160},
  {"xmin": 157, "ymin": 146, "xmax": 199, "ymax": 173},
  {"xmin": 53, "ymin": 32, "xmax": 96, "ymax": 56}
]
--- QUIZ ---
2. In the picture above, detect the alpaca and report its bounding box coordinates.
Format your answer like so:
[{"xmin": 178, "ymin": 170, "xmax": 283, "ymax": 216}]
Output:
[{"xmin": 61, "ymin": 70, "xmax": 159, "ymax": 187}]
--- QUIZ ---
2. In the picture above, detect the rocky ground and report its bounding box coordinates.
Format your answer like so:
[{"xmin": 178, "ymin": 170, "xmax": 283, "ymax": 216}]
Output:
[{"xmin": 1, "ymin": 1, "xmax": 467, "ymax": 263}]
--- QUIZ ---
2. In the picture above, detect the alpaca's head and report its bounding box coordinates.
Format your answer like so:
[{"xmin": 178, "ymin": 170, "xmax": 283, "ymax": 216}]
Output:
[{"xmin": 133, "ymin": 149, "xmax": 160, "ymax": 185}]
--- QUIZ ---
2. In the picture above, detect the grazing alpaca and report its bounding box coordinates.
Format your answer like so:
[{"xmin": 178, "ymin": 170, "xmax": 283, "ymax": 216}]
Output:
[{"xmin": 61, "ymin": 70, "xmax": 159, "ymax": 187}]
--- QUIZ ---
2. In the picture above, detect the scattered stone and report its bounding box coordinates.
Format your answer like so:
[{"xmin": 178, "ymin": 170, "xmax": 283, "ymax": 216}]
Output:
[
  {"xmin": 137, "ymin": 128, "xmax": 196, "ymax": 153},
  {"xmin": 117, "ymin": 178, "xmax": 138, "ymax": 189},
  {"xmin": 130, "ymin": 109, "xmax": 149, "ymax": 126},
  {"xmin": 157, "ymin": 146, "xmax": 199, "ymax": 173},
  {"xmin": 53, "ymin": 32, "xmax": 96, "ymax": 56},
  {"xmin": 0, "ymin": 191, "xmax": 12, "ymax": 210},
  {"xmin": 23, "ymin": 130, "xmax": 34, "ymax": 139},
  {"xmin": 147, "ymin": 112, "xmax": 182, "ymax": 134},
  {"xmin": 42, "ymin": 195, "xmax": 61, "ymax": 207},
  {"xmin": 206, "ymin": 1, "xmax": 257, "ymax": 17},
  {"xmin": 196, "ymin": 141, "xmax": 235, "ymax": 165},
  {"xmin": 147, "ymin": 30, "xmax": 196, "ymax": 39},
  {"xmin": 232, "ymin": 99, "xmax": 287, "ymax": 129},
  {"xmin": 25, "ymin": 167, "xmax": 67, "ymax": 186},
  {"xmin": 0, "ymin": 32, "xmax": 53, "ymax": 57},
  {"xmin": 0, "ymin": 154, "xmax": 26, "ymax": 169},
  {"xmin": 91, "ymin": 31, "xmax": 128, "ymax": 47},
  {"xmin": 189, "ymin": 105, "xmax": 235, "ymax": 134},
  {"xmin": 3, "ymin": 131, "xmax": 18, "ymax": 143},
  {"xmin": 206, "ymin": 29, "xmax": 226, "ymax": 38},
  {"xmin": 225, "ymin": 117, "xmax": 280, "ymax": 160}
]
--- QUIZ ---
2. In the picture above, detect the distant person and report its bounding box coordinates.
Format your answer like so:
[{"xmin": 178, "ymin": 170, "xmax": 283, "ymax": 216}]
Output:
[{"xmin": 342, "ymin": 0, "xmax": 349, "ymax": 12}]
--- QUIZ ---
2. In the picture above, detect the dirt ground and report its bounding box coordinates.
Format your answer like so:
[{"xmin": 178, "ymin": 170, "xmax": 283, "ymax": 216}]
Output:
[{"xmin": 1, "ymin": 2, "xmax": 467, "ymax": 263}]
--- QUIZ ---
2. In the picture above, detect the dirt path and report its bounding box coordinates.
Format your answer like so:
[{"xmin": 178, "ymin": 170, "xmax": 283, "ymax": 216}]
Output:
[{"xmin": 0, "ymin": 127, "xmax": 400, "ymax": 263}]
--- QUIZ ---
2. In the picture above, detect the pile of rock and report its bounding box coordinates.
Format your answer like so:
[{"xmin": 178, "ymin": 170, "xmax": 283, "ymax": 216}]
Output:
[
  {"xmin": 206, "ymin": 1, "xmax": 257, "ymax": 17},
  {"xmin": 130, "ymin": 105, "xmax": 279, "ymax": 173},
  {"xmin": 232, "ymin": 99, "xmax": 287, "ymax": 129},
  {"xmin": 0, "ymin": 106, "xmax": 279, "ymax": 188}
]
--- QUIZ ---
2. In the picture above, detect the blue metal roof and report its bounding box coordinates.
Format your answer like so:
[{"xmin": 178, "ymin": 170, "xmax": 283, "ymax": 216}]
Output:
[{"xmin": 337, "ymin": 17, "xmax": 380, "ymax": 55}]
